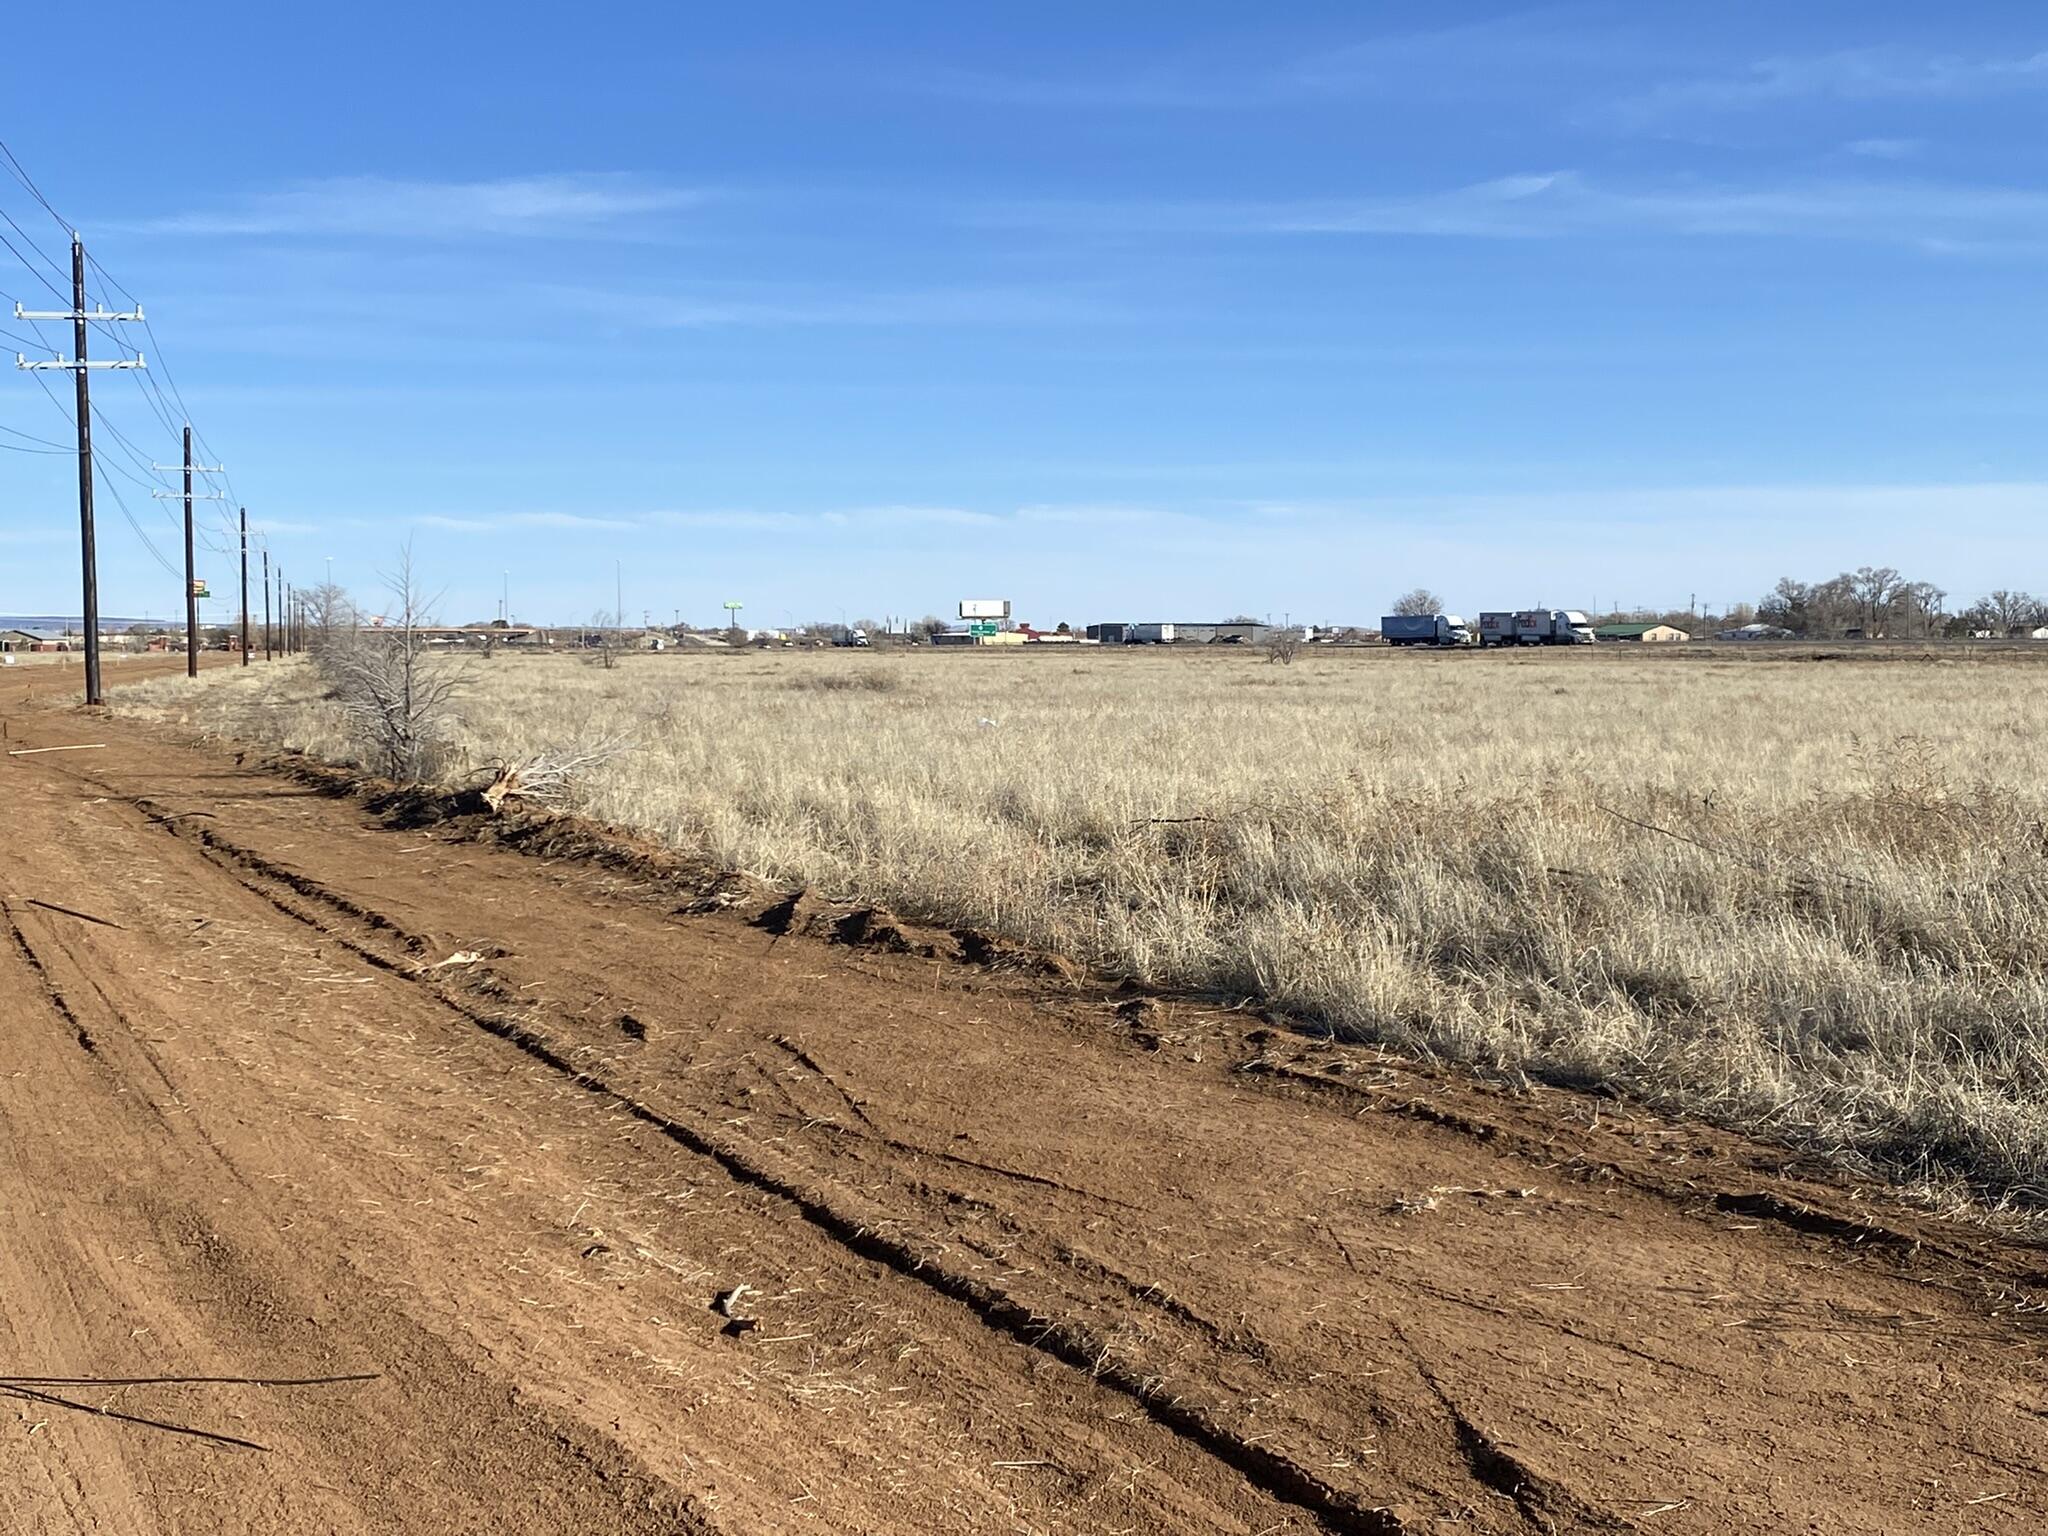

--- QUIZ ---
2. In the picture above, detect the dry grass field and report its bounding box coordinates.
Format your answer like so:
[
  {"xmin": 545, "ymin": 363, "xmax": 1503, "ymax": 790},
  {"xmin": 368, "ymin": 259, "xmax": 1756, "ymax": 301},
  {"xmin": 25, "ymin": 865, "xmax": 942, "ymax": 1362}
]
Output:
[{"xmin": 118, "ymin": 643, "xmax": 2048, "ymax": 1220}]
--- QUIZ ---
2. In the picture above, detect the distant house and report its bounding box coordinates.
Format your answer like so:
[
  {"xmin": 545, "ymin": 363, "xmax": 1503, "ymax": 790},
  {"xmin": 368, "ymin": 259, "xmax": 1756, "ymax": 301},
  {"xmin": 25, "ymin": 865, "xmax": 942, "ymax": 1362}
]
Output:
[
  {"xmin": 0, "ymin": 628, "xmax": 70, "ymax": 653},
  {"xmin": 2028, "ymin": 627, "xmax": 2048, "ymax": 641},
  {"xmin": 1716, "ymin": 623, "xmax": 1795, "ymax": 641},
  {"xmin": 1594, "ymin": 622, "xmax": 1690, "ymax": 643}
]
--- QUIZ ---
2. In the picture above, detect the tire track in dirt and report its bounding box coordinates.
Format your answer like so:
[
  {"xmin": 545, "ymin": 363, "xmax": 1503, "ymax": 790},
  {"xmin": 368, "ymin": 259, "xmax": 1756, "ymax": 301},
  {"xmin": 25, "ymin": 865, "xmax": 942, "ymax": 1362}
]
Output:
[
  {"xmin": 130, "ymin": 799, "xmax": 1430, "ymax": 1535},
  {"xmin": 2, "ymin": 897, "xmax": 98, "ymax": 1055},
  {"xmin": 14, "ymin": 706, "xmax": 2046, "ymax": 1532},
  {"xmin": 2, "ymin": 759, "xmax": 1334, "ymax": 1531},
  {"xmin": 0, "ymin": 864, "xmax": 721, "ymax": 1534}
]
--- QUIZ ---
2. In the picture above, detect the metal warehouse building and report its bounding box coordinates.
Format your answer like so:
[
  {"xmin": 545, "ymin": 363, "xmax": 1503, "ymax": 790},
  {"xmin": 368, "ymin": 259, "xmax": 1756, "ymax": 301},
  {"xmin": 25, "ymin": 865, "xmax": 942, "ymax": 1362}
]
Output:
[
  {"xmin": 1086, "ymin": 621, "xmax": 1274, "ymax": 645},
  {"xmin": 1594, "ymin": 623, "xmax": 1690, "ymax": 643}
]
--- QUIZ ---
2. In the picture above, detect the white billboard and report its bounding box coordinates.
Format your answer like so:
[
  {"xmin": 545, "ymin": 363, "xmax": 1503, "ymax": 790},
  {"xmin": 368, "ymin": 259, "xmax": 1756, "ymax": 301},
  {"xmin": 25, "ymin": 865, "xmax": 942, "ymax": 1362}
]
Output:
[{"xmin": 958, "ymin": 599, "xmax": 1011, "ymax": 620}]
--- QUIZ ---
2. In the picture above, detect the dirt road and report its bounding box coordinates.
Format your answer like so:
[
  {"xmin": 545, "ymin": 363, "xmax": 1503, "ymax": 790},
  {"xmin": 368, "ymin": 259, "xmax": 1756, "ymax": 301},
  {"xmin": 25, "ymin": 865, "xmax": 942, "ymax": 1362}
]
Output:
[{"xmin": 1, "ymin": 685, "xmax": 2042, "ymax": 1534}]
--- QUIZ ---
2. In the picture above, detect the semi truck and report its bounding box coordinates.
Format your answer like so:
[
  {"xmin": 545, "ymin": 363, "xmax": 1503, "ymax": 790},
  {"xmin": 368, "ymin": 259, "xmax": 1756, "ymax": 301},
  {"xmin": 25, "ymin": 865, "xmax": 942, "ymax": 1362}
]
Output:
[
  {"xmin": 1478, "ymin": 610, "xmax": 1597, "ymax": 647},
  {"xmin": 1380, "ymin": 613, "xmax": 1473, "ymax": 647}
]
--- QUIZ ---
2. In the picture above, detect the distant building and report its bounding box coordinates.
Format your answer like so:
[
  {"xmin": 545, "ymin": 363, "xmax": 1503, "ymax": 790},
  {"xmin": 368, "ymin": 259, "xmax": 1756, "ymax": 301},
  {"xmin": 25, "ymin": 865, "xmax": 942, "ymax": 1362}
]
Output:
[
  {"xmin": 1088, "ymin": 620, "xmax": 1274, "ymax": 645},
  {"xmin": 1716, "ymin": 623, "xmax": 1796, "ymax": 641},
  {"xmin": 0, "ymin": 628, "xmax": 71, "ymax": 653},
  {"xmin": 1594, "ymin": 622, "xmax": 1690, "ymax": 643}
]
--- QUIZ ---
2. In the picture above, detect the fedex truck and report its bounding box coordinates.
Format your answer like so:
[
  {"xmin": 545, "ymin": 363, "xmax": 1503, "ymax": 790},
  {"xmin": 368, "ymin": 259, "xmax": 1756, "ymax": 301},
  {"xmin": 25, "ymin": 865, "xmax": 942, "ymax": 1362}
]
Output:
[
  {"xmin": 1514, "ymin": 610, "xmax": 1597, "ymax": 645},
  {"xmin": 1480, "ymin": 610, "xmax": 1596, "ymax": 646}
]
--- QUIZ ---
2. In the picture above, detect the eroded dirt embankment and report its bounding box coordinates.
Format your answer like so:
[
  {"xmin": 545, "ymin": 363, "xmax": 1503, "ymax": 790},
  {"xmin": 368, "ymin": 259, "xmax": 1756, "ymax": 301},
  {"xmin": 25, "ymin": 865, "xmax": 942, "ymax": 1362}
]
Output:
[{"xmin": 1, "ymin": 686, "xmax": 2043, "ymax": 1534}]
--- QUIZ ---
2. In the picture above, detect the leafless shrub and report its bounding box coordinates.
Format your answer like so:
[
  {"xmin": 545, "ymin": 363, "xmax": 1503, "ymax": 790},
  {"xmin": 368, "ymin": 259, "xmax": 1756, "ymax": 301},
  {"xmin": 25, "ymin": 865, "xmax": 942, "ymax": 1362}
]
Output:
[
  {"xmin": 315, "ymin": 545, "xmax": 463, "ymax": 784},
  {"xmin": 589, "ymin": 609, "xmax": 623, "ymax": 670}
]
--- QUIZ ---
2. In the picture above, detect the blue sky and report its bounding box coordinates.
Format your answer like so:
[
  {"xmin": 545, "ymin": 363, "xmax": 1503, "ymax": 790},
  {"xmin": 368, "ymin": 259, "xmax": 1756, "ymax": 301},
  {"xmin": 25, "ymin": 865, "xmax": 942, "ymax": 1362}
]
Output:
[{"xmin": 2, "ymin": 1, "xmax": 2046, "ymax": 627}]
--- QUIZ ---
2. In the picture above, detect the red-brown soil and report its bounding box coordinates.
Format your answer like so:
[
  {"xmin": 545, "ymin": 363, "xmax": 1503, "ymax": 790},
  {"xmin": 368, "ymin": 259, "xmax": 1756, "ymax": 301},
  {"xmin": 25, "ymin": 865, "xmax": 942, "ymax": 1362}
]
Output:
[{"xmin": 1, "ymin": 671, "xmax": 2042, "ymax": 1534}]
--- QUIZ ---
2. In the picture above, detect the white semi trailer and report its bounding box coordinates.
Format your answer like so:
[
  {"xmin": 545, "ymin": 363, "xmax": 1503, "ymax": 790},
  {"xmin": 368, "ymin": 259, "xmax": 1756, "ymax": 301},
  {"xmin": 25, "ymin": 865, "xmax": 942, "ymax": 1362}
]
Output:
[
  {"xmin": 1515, "ymin": 609, "xmax": 1596, "ymax": 645},
  {"xmin": 1478, "ymin": 610, "xmax": 1596, "ymax": 646}
]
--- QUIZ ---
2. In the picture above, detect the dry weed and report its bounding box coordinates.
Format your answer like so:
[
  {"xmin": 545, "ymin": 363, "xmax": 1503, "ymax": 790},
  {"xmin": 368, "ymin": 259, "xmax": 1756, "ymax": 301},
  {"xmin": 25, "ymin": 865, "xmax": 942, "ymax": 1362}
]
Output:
[{"xmin": 118, "ymin": 645, "xmax": 2048, "ymax": 1215}]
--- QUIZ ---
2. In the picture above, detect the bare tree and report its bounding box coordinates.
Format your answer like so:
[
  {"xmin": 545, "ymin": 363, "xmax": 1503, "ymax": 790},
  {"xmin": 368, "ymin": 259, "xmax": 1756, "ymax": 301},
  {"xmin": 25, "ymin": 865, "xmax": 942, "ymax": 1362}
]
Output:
[
  {"xmin": 303, "ymin": 581, "xmax": 357, "ymax": 651},
  {"xmin": 1266, "ymin": 628, "xmax": 1302, "ymax": 665},
  {"xmin": 1391, "ymin": 588, "xmax": 1444, "ymax": 617},
  {"xmin": 1900, "ymin": 581, "xmax": 1946, "ymax": 638},
  {"xmin": 1982, "ymin": 590, "xmax": 2039, "ymax": 635},
  {"xmin": 317, "ymin": 545, "xmax": 463, "ymax": 783},
  {"xmin": 1849, "ymin": 566, "xmax": 1905, "ymax": 636},
  {"xmin": 589, "ymin": 608, "xmax": 622, "ymax": 670}
]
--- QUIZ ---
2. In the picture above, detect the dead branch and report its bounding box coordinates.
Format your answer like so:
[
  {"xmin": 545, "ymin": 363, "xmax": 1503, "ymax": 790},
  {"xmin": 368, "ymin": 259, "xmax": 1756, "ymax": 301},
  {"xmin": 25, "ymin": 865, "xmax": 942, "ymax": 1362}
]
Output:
[{"xmin": 481, "ymin": 734, "xmax": 635, "ymax": 812}]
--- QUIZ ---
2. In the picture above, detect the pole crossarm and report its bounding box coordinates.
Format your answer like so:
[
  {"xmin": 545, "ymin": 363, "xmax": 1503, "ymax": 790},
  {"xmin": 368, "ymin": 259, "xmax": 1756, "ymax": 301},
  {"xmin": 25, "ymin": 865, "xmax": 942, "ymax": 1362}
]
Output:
[
  {"xmin": 152, "ymin": 489, "xmax": 227, "ymax": 500},
  {"xmin": 16, "ymin": 353, "xmax": 145, "ymax": 369},
  {"xmin": 15, "ymin": 302, "xmax": 143, "ymax": 322}
]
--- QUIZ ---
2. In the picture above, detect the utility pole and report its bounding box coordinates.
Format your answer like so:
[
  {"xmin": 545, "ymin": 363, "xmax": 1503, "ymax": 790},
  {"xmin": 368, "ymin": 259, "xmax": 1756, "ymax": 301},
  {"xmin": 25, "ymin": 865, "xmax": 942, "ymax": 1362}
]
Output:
[
  {"xmin": 238, "ymin": 507, "xmax": 249, "ymax": 665},
  {"xmin": 13, "ymin": 234, "xmax": 145, "ymax": 705},
  {"xmin": 262, "ymin": 547, "xmax": 272, "ymax": 660},
  {"xmin": 152, "ymin": 428, "xmax": 224, "ymax": 678}
]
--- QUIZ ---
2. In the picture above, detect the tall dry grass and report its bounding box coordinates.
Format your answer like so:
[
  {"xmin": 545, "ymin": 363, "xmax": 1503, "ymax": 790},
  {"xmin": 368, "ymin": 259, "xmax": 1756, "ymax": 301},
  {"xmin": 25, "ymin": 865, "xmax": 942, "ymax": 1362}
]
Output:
[{"xmin": 118, "ymin": 645, "xmax": 2048, "ymax": 1218}]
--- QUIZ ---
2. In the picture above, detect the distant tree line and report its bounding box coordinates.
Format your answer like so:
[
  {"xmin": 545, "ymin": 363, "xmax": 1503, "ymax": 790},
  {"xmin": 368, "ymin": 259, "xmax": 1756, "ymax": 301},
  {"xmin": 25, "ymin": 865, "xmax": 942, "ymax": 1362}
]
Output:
[{"xmin": 1758, "ymin": 568, "xmax": 2046, "ymax": 638}]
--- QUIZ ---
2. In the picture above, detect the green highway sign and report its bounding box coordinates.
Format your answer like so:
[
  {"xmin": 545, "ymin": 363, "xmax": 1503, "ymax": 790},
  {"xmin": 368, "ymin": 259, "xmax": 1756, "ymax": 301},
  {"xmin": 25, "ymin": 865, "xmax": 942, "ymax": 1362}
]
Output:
[{"xmin": 969, "ymin": 621, "xmax": 998, "ymax": 637}]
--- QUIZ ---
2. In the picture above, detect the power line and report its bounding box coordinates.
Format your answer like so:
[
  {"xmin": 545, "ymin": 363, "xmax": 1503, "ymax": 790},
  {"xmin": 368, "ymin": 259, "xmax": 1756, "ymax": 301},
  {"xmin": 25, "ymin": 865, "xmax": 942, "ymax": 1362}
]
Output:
[
  {"xmin": 0, "ymin": 204, "xmax": 66, "ymax": 292},
  {"xmin": 102, "ymin": 470, "xmax": 179, "ymax": 577},
  {"xmin": 0, "ymin": 139, "xmax": 70, "ymax": 235},
  {"xmin": 12, "ymin": 233, "xmax": 146, "ymax": 704},
  {"xmin": 0, "ymin": 416, "xmax": 69, "ymax": 451},
  {"xmin": 0, "ymin": 141, "xmax": 275, "ymax": 644}
]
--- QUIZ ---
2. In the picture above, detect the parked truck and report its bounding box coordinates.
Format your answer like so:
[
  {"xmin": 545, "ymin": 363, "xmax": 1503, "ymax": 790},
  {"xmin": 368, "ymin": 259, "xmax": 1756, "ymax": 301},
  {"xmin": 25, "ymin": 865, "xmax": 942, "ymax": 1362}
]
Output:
[
  {"xmin": 1514, "ymin": 609, "xmax": 1597, "ymax": 645},
  {"xmin": 1477, "ymin": 610, "xmax": 1596, "ymax": 646},
  {"xmin": 1380, "ymin": 613, "xmax": 1473, "ymax": 647}
]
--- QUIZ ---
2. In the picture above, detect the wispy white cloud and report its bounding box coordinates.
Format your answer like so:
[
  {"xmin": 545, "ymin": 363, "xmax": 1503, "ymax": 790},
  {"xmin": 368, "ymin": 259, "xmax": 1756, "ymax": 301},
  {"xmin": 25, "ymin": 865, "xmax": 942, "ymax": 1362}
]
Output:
[
  {"xmin": 144, "ymin": 174, "xmax": 705, "ymax": 239},
  {"xmin": 1845, "ymin": 137, "xmax": 1924, "ymax": 161},
  {"xmin": 649, "ymin": 504, "xmax": 1003, "ymax": 530},
  {"xmin": 1610, "ymin": 46, "xmax": 2048, "ymax": 125},
  {"xmin": 1241, "ymin": 481, "xmax": 2048, "ymax": 529},
  {"xmin": 883, "ymin": 15, "xmax": 1635, "ymax": 110},
  {"xmin": 537, "ymin": 282, "xmax": 1109, "ymax": 329},
  {"xmin": 418, "ymin": 511, "xmax": 639, "ymax": 534},
  {"xmin": 979, "ymin": 169, "xmax": 2048, "ymax": 251}
]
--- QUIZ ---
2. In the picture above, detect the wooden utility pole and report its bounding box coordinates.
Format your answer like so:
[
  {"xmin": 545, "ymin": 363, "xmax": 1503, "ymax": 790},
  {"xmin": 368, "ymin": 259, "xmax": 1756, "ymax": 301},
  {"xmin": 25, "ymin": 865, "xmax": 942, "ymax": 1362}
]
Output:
[
  {"xmin": 75, "ymin": 243, "xmax": 101, "ymax": 700},
  {"xmin": 183, "ymin": 427, "xmax": 196, "ymax": 676},
  {"xmin": 155, "ymin": 426, "xmax": 223, "ymax": 677},
  {"xmin": 13, "ymin": 235, "xmax": 145, "ymax": 705},
  {"xmin": 238, "ymin": 506, "xmax": 249, "ymax": 665},
  {"xmin": 262, "ymin": 548, "xmax": 272, "ymax": 660}
]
